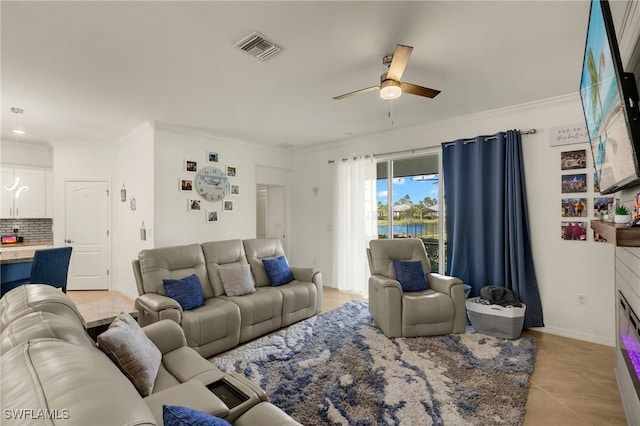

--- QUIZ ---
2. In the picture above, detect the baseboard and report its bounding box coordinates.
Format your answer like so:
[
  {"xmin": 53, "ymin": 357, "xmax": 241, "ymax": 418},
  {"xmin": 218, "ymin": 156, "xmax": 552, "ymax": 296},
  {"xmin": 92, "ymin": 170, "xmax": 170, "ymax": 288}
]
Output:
[
  {"xmin": 530, "ymin": 325, "xmax": 615, "ymax": 347},
  {"xmin": 109, "ymin": 283, "xmax": 138, "ymax": 301}
]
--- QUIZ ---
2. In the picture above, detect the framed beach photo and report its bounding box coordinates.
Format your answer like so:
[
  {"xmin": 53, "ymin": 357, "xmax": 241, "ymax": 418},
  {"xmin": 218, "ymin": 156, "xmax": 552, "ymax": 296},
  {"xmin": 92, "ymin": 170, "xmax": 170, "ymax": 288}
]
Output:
[
  {"xmin": 560, "ymin": 149, "xmax": 587, "ymax": 170},
  {"xmin": 208, "ymin": 151, "xmax": 219, "ymax": 163},
  {"xmin": 185, "ymin": 160, "xmax": 198, "ymax": 173},
  {"xmin": 188, "ymin": 199, "xmax": 201, "ymax": 211},
  {"xmin": 180, "ymin": 179, "xmax": 193, "ymax": 191},
  {"xmin": 206, "ymin": 210, "xmax": 218, "ymax": 222},
  {"xmin": 561, "ymin": 173, "xmax": 587, "ymax": 193},
  {"xmin": 223, "ymin": 200, "xmax": 234, "ymax": 212}
]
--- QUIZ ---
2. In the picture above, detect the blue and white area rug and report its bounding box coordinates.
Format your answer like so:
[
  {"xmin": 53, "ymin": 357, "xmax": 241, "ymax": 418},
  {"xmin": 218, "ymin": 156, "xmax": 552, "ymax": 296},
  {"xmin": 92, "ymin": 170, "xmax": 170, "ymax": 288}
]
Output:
[{"xmin": 211, "ymin": 299, "xmax": 537, "ymax": 426}]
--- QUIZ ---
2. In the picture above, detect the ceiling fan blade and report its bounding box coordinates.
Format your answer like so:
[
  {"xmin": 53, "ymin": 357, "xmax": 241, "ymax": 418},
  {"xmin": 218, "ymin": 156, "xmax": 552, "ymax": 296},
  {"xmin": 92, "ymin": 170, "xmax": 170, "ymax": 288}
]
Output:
[
  {"xmin": 386, "ymin": 44, "xmax": 413, "ymax": 81},
  {"xmin": 333, "ymin": 85, "xmax": 380, "ymax": 100},
  {"xmin": 400, "ymin": 82, "xmax": 441, "ymax": 98}
]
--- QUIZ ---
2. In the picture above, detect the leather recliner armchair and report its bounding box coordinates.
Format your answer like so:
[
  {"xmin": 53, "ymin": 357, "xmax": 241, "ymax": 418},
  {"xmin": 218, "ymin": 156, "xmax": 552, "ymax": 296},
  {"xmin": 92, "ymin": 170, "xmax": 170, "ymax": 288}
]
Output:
[{"xmin": 367, "ymin": 238, "xmax": 466, "ymax": 338}]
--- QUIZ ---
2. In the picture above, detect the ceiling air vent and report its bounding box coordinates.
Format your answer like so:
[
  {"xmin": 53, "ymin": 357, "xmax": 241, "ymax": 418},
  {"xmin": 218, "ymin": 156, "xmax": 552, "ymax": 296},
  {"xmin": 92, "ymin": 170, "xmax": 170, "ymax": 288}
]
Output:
[{"xmin": 234, "ymin": 32, "xmax": 280, "ymax": 61}]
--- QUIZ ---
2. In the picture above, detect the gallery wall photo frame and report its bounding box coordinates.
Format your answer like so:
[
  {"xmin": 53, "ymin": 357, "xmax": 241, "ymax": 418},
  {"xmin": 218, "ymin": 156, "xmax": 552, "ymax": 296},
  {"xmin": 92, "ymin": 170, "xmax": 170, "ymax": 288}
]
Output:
[
  {"xmin": 561, "ymin": 221, "xmax": 587, "ymax": 241},
  {"xmin": 208, "ymin": 151, "xmax": 219, "ymax": 163},
  {"xmin": 231, "ymin": 185, "xmax": 239, "ymax": 195},
  {"xmin": 185, "ymin": 160, "xmax": 198, "ymax": 173},
  {"xmin": 594, "ymin": 197, "xmax": 614, "ymax": 217},
  {"xmin": 227, "ymin": 166, "xmax": 236, "ymax": 177},
  {"xmin": 223, "ymin": 200, "xmax": 234, "ymax": 212},
  {"xmin": 561, "ymin": 173, "xmax": 588, "ymax": 193},
  {"xmin": 561, "ymin": 198, "xmax": 588, "ymax": 217},
  {"xmin": 206, "ymin": 210, "xmax": 218, "ymax": 222},
  {"xmin": 560, "ymin": 149, "xmax": 587, "ymax": 170},
  {"xmin": 180, "ymin": 179, "xmax": 193, "ymax": 191},
  {"xmin": 188, "ymin": 199, "xmax": 202, "ymax": 211}
]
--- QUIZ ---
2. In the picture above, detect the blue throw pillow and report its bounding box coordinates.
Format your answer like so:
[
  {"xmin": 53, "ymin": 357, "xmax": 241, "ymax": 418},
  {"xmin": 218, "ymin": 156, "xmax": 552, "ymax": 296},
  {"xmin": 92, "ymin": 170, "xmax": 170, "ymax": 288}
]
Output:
[
  {"xmin": 162, "ymin": 274, "xmax": 204, "ymax": 310},
  {"xmin": 393, "ymin": 260, "xmax": 428, "ymax": 292},
  {"xmin": 163, "ymin": 405, "xmax": 231, "ymax": 426},
  {"xmin": 262, "ymin": 256, "xmax": 295, "ymax": 287}
]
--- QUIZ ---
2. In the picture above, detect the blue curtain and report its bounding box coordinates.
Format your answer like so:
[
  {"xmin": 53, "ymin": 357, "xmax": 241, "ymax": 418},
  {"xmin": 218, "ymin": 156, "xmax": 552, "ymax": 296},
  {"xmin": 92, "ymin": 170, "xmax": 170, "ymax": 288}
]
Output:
[{"xmin": 442, "ymin": 130, "xmax": 543, "ymax": 328}]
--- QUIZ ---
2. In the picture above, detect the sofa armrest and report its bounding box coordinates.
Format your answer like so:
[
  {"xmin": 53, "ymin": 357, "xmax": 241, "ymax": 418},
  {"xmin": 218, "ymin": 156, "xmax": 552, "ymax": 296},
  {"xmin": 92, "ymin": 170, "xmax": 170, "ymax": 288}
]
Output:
[
  {"xmin": 368, "ymin": 275, "xmax": 403, "ymax": 337},
  {"xmin": 427, "ymin": 273, "xmax": 463, "ymax": 295},
  {"xmin": 428, "ymin": 273, "xmax": 466, "ymax": 333},
  {"xmin": 136, "ymin": 293, "xmax": 182, "ymax": 327},
  {"xmin": 142, "ymin": 319, "xmax": 187, "ymax": 355},
  {"xmin": 289, "ymin": 266, "xmax": 323, "ymax": 313},
  {"xmin": 289, "ymin": 266, "xmax": 319, "ymax": 283}
]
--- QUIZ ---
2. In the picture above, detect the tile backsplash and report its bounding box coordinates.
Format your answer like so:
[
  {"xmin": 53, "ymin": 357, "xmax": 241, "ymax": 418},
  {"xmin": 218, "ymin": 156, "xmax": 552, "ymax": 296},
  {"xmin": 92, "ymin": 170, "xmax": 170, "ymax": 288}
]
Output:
[{"xmin": 0, "ymin": 218, "xmax": 53, "ymax": 242}]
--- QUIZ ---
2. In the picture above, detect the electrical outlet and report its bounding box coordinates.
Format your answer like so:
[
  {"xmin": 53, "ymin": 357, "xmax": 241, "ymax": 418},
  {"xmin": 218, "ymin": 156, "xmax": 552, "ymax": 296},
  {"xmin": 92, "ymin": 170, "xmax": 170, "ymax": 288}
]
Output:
[{"xmin": 576, "ymin": 294, "xmax": 588, "ymax": 307}]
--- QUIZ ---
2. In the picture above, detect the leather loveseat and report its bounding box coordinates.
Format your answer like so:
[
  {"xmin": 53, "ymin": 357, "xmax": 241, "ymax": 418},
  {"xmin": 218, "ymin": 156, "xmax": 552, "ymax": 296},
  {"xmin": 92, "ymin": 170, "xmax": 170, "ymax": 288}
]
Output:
[
  {"xmin": 0, "ymin": 284, "xmax": 301, "ymax": 425},
  {"xmin": 133, "ymin": 238, "xmax": 323, "ymax": 358}
]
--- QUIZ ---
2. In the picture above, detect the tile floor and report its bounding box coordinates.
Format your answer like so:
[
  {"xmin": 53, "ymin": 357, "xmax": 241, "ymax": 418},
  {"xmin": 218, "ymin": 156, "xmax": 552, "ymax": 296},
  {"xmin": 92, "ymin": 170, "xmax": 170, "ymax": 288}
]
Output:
[{"xmin": 68, "ymin": 287, "xmax": 627, "ymax": 425}]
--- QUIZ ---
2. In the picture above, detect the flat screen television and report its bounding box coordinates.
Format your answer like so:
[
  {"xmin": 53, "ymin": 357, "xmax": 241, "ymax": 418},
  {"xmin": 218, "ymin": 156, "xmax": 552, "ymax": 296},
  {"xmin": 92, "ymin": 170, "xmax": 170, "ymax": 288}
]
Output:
[{"xmin": 579, "ymin": 0, "xmax": 640, "ymax": 194}]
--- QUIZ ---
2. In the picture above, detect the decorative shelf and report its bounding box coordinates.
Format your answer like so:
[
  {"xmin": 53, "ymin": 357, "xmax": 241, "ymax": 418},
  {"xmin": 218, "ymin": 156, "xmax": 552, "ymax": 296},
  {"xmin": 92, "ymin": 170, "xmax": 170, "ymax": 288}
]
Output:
[{"xmin": 590, "ymin": 220, "xmax": 640, "ymax": 247}]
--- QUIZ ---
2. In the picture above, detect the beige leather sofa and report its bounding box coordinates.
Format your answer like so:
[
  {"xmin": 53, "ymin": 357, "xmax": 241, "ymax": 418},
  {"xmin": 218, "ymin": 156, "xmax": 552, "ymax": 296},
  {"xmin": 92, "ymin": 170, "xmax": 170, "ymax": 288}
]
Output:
[
  {"xmin": 0, "ymin": 285, "xmax": 301, "ymax": 426},
  {"xmin": 133, "ymin": 238, "xmax": 323, "ymax": 358}
]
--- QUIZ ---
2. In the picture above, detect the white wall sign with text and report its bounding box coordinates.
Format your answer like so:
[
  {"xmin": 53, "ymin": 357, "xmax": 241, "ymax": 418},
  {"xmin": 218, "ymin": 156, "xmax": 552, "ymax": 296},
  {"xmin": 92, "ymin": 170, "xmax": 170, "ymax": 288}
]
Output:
[{"xmin": 550, "ymin": 124, "xmax": 589, "ymax": 147}]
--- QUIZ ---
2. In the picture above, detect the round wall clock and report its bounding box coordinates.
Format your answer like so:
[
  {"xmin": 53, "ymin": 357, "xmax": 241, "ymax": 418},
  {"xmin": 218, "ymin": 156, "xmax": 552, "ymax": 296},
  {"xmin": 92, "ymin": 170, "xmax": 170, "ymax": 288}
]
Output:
[{"xmin": 195, "ymin": 166, "xmax": 229, "ymax": 202}]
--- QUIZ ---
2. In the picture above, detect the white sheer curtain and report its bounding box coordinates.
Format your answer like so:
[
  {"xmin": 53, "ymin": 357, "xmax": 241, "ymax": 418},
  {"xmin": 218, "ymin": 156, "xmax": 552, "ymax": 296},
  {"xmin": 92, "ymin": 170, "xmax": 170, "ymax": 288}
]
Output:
[{"xmin": 332, "ymin": 156, "xmax": 378, "ymax": 295}]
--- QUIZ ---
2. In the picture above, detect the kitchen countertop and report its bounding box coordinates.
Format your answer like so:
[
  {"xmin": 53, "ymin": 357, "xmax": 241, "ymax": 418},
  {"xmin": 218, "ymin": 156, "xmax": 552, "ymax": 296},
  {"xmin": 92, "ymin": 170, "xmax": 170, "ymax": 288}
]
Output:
[{"xmin": 0, "ymin": 241, "xmax": 54, "ymax": 264}]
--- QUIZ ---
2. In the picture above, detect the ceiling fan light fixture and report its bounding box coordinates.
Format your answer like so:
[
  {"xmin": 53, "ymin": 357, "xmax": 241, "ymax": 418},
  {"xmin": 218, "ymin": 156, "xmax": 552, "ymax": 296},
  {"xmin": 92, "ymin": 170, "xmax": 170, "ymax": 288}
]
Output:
[{"xmin": 380, "ymin": 80, "xmax": 401, "ymax": 100}]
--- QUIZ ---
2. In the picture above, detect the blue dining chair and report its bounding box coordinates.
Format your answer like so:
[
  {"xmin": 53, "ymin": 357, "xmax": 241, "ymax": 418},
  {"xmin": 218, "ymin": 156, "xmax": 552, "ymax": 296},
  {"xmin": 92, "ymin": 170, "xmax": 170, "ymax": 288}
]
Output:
[{"xmin": 28, "ymin": 247, "xmax": 73, "ymax": 293}]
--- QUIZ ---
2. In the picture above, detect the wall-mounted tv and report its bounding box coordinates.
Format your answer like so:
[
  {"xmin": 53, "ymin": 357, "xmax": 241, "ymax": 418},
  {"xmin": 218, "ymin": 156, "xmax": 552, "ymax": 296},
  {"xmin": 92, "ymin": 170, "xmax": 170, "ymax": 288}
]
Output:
[{"xmin": 579, "ymin": 0, "xmax": 640, "ymax": 194}]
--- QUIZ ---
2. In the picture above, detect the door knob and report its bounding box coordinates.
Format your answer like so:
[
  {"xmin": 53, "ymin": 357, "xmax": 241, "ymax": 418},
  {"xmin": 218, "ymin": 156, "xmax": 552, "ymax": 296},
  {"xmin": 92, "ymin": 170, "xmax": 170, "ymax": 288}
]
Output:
[{"xmin": 65, "ymin": 239, "xmax": 74, "ymax": 243}]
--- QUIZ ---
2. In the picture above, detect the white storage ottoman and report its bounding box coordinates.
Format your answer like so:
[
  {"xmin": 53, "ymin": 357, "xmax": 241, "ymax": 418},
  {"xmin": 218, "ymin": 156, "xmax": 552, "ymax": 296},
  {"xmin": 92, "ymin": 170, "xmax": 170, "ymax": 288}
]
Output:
[{"xmin": 466, "ymin": 297, "xmax": 526, "ymax": 339}]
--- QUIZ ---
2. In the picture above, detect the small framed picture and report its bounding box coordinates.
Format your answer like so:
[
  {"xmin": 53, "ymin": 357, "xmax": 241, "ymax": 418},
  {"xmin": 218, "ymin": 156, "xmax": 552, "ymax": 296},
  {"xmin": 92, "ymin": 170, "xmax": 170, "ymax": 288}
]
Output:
[
  {"xmin": 206, "ymin": 210, "xmax": 218, "ymax": 222},
  {"xmin": 561, "ymin": 222, "xmax": 587, "ymax": 241},
  {"xmin": 560, "ymin": 149, "xmax": 587, "ymax": 170},
  {"xmin": 231, "ymin": 185, "xmax": 239, "ymax": 195},
  {"xmin": 180, "ymin": 179, "xmax": 193, "ymax": 191},
  {"xmin": 593, "ymin": 172, "xmax": 600, "ymax": 193},
  {"xmin": 227, "ymin": 166, "xmax": 236, "ymax": 177},
  {"xmin": 561, "ymin": 173, "xmax": 587, "ymax": 193},
  {"xmin": 208, "ymin": 151, "xmax": 219, "ymax": 163},
  {"xmin": 594, "ymin": 197, "xmax": 614, "ymax": 217},
  {"xmin": 188, "ymin": 199, "xmax": 202, "ymax": 211},
  {"xmin": 185, "ymin": 160, "xmax": 197, "ymax": 172},
  {"xmin": 561, "ymin": 198, "xmax": 587, "ymax": 217},
  {"xmin": 223, "ymin": 200, "xmax": 234, "ymax": 212}
]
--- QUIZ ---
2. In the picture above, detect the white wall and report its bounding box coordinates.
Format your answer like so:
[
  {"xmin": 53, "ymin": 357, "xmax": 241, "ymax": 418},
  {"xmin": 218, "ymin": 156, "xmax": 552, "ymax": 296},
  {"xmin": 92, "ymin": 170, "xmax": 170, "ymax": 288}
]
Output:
[
  {"xmin": 153, "ymin": 125, "xmax": 293, "ymax": 247},
  {"xmin": 0, "ymin": 140, "xmax": 52, "ymax": 169},
  {"xmin": 291, "ymin": 93, "xmax": 617, "ymax": 346},
  {"xmin": 111, "ymin": 122, "xmax": 155, "ymax": 298}
]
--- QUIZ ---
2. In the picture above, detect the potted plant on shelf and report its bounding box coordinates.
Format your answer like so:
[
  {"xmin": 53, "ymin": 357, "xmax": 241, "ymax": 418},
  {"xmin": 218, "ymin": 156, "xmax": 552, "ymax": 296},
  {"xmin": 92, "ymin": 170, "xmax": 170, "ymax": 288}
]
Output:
[{"xmin": 614, "ymin": 205, "xmax": 632, "ymax": 224}]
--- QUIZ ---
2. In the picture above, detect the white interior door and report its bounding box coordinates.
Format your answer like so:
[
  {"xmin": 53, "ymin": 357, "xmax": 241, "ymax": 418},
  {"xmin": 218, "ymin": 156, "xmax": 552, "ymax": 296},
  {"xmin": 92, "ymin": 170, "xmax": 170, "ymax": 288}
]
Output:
[{"xmin": 65, "ymin": 181, "xmax": 110, "ymax": 290}]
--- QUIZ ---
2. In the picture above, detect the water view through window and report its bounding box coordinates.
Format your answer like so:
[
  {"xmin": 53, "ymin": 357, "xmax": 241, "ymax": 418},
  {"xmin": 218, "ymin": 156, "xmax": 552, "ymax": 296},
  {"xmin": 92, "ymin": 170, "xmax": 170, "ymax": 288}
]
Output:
[{"xmin": 377, "ymin": 155, "xmax": 445, "ymax": 272}]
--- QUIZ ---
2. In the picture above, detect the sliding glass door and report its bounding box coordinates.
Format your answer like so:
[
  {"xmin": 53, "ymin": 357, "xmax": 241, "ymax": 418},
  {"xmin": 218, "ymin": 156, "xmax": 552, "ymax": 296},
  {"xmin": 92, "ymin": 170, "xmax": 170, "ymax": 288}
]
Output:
[{"xmin": 376, "ymin": 153, "xmax": 446, "ymax": 273}]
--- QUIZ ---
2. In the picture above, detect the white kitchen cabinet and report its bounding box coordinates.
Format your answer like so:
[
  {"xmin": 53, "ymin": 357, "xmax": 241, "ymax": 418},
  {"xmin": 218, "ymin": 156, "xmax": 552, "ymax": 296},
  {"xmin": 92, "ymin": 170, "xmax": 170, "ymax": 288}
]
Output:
[{"xmin": 1, "ymin": 167, "xmax": 48, "ymax": 218}]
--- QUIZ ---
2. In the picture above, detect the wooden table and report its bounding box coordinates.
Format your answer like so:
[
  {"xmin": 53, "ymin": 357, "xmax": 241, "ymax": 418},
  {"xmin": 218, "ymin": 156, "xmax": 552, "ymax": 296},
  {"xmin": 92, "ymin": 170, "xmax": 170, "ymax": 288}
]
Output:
[{"xmin": 76, "ymin": 297, "xmax": 138, "ymax": 340}]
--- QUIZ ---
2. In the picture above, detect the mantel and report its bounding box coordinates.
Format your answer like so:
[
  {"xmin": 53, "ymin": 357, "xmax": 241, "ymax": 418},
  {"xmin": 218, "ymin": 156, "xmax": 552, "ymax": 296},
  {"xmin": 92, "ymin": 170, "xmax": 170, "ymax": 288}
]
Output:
[{"xmin": 590, "ymin": 220, "xmax": 640, "ymax": 247}]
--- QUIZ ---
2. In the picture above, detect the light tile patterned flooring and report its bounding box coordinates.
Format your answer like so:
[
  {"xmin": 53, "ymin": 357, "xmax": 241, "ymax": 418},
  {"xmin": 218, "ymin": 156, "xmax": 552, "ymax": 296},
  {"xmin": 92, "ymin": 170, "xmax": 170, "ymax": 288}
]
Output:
[{"xmin": 68, "ymin": 287, "xmax": 627, "ymax": 425}]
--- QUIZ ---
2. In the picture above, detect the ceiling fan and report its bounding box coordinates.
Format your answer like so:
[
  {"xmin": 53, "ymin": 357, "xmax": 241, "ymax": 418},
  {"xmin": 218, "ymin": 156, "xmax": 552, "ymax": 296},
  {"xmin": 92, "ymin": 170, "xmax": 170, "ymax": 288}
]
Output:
[{"xmin": 333, "ymin": 44, "xmax": 441, "ymax": 101}]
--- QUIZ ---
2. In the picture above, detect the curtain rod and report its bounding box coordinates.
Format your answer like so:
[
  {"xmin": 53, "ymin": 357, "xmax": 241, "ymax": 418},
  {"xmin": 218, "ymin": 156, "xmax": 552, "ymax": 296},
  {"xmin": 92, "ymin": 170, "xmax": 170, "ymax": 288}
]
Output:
[
  {"xmin": 328, "ymin": 129, "xmax": 537, "ymax": 164},
  {"xmin": 443, "ymin": 128, "xmax": 537, "ymax": 147}
]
